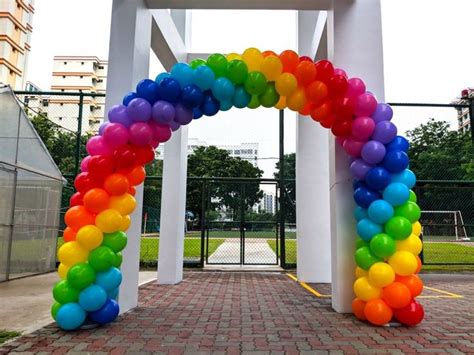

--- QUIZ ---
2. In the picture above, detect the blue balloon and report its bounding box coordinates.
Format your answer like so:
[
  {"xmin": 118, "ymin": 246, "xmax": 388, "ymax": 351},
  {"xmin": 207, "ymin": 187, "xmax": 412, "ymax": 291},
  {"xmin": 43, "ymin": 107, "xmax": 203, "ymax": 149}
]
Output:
[
  {"xmin": 95, "ymin": 267, "xmax": 122, "ymax": 292},
  {"xmin": 157, "ymin": 77, "xmax": 181, "ymax": 103},
  {"xmin": 365, "ymin": 167, "xmax": 391, "ymax": 191},
  {"xmin": 353, "ymin": 186, "xmax": 381, "ymax": 209},
  {"xmin": 353, "ymin": 179, "xmax": 365, "ymax": 191},
  {"xmin": 193, "ymin": 65, "xmax": 215, "ymax": 90},
  {"xmin": 232, "ymin": 86, "xmax": 251, "ymax": 108},
  {"xmin": 381, "ymin": 150, "xmax": 409, "ymax": 173},
  {"xmin": 383, "ymin": 182, "xmax": 410, "ymax": 206},
  {"xmin": 391, "ymin": 169, "xmax": 416, "ymax": 189},
  {"xmin": 200, "ymin": 91, "xmax": 220, "ymax": 116},
  {"xmin": 212, "ymin": 77, "xmax": 235, "ymax": 101},
  {"xmin": 193, "ymin": 107, "xmax": 203, "ymax": 119},
  {"xmin": 136, "ymin": 79, "xmax": 159, "ymax": 103},
  {"xmin": 107, "ymin": 287, "xmax": 119, "ymax": 300},
  {"xmin": 181, "ymin": 84, "xmax": 204, "ymax": 109},
  {"xmin": 89, "ymin": 299, "xmax": 120, "ymax": 325},
  {"xmin": 122, "ymin": 92, "xmax": 137, "ymax": 106},
  {"xmin": 56, "ymin": 303, "xmax": 86, "ymax": 331},
  {"xmin": 155, "ymin": 72, "xmax": 170, "ymax": 84},
  {"xmin": 220, "ymin": 100, "xmax": 232, "ymax": 111},
  {"xmin": 354, "ymin": 206, "xmax": 368, "ymax": 221},
  {"xmin": 386, "ymin": 136, "xmax": 409, "ymax": 152},
  {"xmin": 368, "ymin": 199, "xmax": 394, "ymax": 224},
  {"xmin": 79, "ymin": 285, "xmax": 107, "ymax": 312},
  {"xmin": 170, "ymin": 63, "xmax": 194, "ymax": 87},
  {"xmin": 357, "ymin": 218, "xmax": 383, "ymax": 241}
]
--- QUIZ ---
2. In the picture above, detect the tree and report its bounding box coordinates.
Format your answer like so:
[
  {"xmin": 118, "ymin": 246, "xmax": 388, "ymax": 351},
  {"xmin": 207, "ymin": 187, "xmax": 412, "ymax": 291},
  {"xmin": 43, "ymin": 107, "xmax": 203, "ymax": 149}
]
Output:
[{"xmin": 274, "ymin": 153, "xmax": 296, "ymax": 223}]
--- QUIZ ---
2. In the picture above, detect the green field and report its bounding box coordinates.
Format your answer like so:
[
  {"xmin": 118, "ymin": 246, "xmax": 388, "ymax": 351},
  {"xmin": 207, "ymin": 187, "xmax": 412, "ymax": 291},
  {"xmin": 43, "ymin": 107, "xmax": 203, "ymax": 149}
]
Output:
[{"xmin": 0, "ymin": 330, "xmax": 20, "ymax": 344}]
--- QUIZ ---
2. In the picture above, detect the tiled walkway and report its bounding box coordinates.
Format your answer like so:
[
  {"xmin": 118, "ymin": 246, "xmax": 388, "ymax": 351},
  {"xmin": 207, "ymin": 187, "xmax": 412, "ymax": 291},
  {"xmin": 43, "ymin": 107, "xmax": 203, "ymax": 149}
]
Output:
[{"xmin": 2, "ymin": 272, "xmax": 474, "ymax": 354}]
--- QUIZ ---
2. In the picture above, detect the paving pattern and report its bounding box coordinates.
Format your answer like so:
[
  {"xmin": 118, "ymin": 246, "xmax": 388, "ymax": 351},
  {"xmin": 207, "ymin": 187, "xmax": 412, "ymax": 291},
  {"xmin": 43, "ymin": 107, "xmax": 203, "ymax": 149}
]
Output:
[
  {"xmin": 2, "ymin": 271, "xmax": 474, "ymax": 354},
  {"xmin": 207, "ymin": 239, "xmax": 277, "ymax": 264}
]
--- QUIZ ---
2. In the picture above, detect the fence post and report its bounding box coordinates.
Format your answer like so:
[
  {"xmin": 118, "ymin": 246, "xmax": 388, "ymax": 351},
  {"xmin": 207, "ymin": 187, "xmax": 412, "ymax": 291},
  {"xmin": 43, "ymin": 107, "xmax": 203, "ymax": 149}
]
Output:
[
  {"xmin": 469, "ymin": 97, "xmax": 474, "ymax": 156},
  {"xmin": 74, "ymin": 93, "xmax": 84, "ymax": 176},
  {"xmin": 200, "ymin": 181, "xmax": 206, "ymax": 267},
  {"xmin": 279, "ymin": 109, "xmax": 286, "ymax": 268}
]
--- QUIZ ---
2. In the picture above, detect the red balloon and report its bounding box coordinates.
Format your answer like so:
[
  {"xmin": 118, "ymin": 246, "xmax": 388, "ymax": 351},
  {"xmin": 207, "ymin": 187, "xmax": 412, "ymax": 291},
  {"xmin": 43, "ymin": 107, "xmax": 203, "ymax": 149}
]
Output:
[
  {"xmin": 328, "ymin": 74, "xmax": 348, "ymax": 98},
  {"xmin": 299, "ymin": 56, "xmax": 313, "ymax": 62},
  {"xmin": 393, "ymin": 300, "xmax": 424, "ymax": 326},
  {"xmin": 331, "ymin": 119, "xmax": 352, "ymax": 138},
  {"xmin": 74, "ymin": 172, "xmax": 101, "ymax": 194},
  {"xmin": 320, "ymin": 114, "xmax": 335, "ymax": 129},
  {"xmin": 315, "ymin": 60, "xmax": 334, "ymax": 82},
  {"xmin": 113, "ymin": 145, "xmax": 137, "ymax": 170},
  {"xmin": 310, "ymin": 100, "xmax": 332, "ymax": 122},
  {"xmin": 70, "ymin": 192, "xmax": 83, "ymax": 206},
  {"xmin": 133, "ymin": 145, "xmax": 155, "ymax": 165},
  {"xmin": 298, "ymin": 102, "xmax": 313, "ymax": 116},
  {"xmin": 333, "ymin": 96, "xmax": 355, "ymax": 120},
  {"xmin": 88, "ymin": 155, "xmax": 114, "ymax": 180}
]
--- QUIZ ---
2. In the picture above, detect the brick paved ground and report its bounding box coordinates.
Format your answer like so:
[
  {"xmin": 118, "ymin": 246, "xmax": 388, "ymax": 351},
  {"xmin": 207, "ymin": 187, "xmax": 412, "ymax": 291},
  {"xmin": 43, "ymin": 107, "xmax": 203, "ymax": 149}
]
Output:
[{"xmin": 1, "ymin": 271, "xmax": 474, "ymax": 354}]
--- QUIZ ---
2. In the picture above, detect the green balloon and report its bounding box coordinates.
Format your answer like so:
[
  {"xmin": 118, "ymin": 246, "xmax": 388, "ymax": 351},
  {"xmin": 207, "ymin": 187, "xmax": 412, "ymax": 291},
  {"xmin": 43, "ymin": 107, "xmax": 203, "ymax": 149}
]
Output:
[
  {"xmin": 259, "ymin": 82, "xmax": 280, "ymax": 108},
  {"xmin": 385, "ymin": 216, "xmax": 412, "ymax": 240},
  {"xmin": 355, "ymin": 237, "xmax": 369, "ymax": 250},
  {"xmin": 51, "ymin": 302, "xmax": 62, "ymax": 320},
  {"xmin": 408, "ymin": 190, "xmax": 417, "ymax": 203},
  {"xmin": 189, "ymin": 58, "xmax": 206, "ymax": 69},
  {"xmin": 103, "ymin": 231, "xmax": 128, "ymax": 253},
  {"xmin": 247, "ymin": 95, "xmax": 261, "ymax": 109},
  {"xmin": 394, "ymin": 201, "xmax": 421, "ymax": 223},
  {"xmin": 88, "ymin": 246, "xmax": 116, "ymax": 272},
  {"xmin": 206, "ymin": 53, "xmax": 228, "ymax": 77},
  {"xmin": 53, "ymin": 280, "xmax": 80, "ymax": 304},
  {"xmin": 227, "ymin": 60, "xmax": 248, "ymax": 84},
  {"xmin": 112, "ymin": 252, "xmax": 123, "ymax": 268},
  {"xmin": 244, "ymin": 71, "xmax": 267, "ymax": 95},
  {"xmin": 369, "ymin": 233, "xmax": 396, "ymax": 258},
  {"xmin": 355, "ymin": 246, "xmax": 382, "ymax": 270},
  {"xmin": 67, "ymin": 263, "xmax": 96, "ymax": 290}
]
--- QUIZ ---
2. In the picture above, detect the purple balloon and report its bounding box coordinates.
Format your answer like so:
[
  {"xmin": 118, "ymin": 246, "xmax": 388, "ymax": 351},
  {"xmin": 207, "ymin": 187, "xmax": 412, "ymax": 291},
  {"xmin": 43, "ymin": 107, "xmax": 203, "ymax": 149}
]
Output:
[
  {"xmin": 152, "ymin": 100, "xmax": 175, "ymax": 124},
  {"xmin": 372, "ymin": 121, "xmax": 397, "ymax": 144},
  {"xmin": 174, "ymin": 104, "xmax": 193, "ymax": 125},
  {"xmin": 169, "ymin": 120, "xmax": 181, "ymax": 132},
  {"xmin": 372, "ymin": 103, "xmax": 393, "ymax": 123},
  {"xmin": 98, "ymin": 121, "xmax": 109, "ymax": 136},
  {"xmin": 361, "ymin": 140, "xmax": 386, "ymax": 165},
  {"xmin": 126, "ymin": 98, "xmax": 152, "ymax": 122},
  {"xmin": 108, "ymin": 105, "xmax": 132, "ymax": 127},
  {"xmin": 350, "ymin": 159, "xmax": 374, "ymax": 180}
]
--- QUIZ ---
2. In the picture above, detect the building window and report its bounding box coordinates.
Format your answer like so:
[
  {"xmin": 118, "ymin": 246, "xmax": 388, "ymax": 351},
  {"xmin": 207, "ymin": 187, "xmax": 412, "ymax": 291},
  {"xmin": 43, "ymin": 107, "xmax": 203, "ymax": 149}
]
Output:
[
  {"xmin": 10, "ymin": 70, "xmax": 14, "ymax": 75},
  {"xmin": 60, "ymin": 103, "xmax": 64, "ymax": 106},
  {"xmin": 61, "ymin": 89, "xmax": 64, "ymax": 92},
  {"xmin": 98, "ymin": 66, "xmax": 104, "ymax": 69},
  {"xmin": 12, "ymin": 47, "xmax": 16, "ymax": 53},
  {"xmin": 42, "ymin": 99, "xmax": 48, "ymax": 107},
  {"xmin": 58, "ymin": 117, "xmax": 63, "ymax": 121},
  {"xmin": 80, "ymin": 75, "xmax": 83, "ymax": 78},
  {"xmin": 64, "ymin": 62, "xmax": 67, "ymax": 65},
  {"xmin": 81, "ymin": 62, "xmax": 84, "ymax": 65},
  {"xmin": 62, "ymin": 75, "xmax": 66, "ymax": 78}
]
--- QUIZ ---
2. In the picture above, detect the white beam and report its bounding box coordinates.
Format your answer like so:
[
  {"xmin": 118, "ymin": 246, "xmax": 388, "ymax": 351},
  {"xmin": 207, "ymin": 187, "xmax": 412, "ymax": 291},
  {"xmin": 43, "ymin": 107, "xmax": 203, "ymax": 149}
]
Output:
[{"xmin": 145, "ymin": 0, "xmax": 331, "ymax": 10}]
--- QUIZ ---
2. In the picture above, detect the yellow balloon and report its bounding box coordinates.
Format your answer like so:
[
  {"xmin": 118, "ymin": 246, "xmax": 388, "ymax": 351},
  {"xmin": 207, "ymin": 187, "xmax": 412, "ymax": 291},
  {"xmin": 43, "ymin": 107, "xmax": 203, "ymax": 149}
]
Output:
[
  {"xmin": 58, "ymin": 263, "xmax": 70, "ymax": 280},
  {"xmin": 274, "ymin": 96, "xmax": 287, "ymax": 109},
  {"xmin": 241, "ymin": 47, "xmax": 264, "ymax": 72},
  {"xmin": 355, "ymin": 266, "xmax": 367, "ymax": 279},
  {"xmin": 57, "ymin": 241, "xmax": 88, "ymax": 267},
  {"xmin": 109, "ymin": 193, "xmax": 137, "ymax": 216},
  {"xmin": 275, "ymin": 73, "xmax": 297, "ymax": 96},
  {"xmin": 368, "ymin": 262, "xmax": 395, "ymax": 288},
  {"xmin": 226, "ymin": 52, "xmax": 242, "ymax": 61},
  {"xmin": 353, "ymin": 276, "xmax": 381, "ymax": 301},
  {"xmin": 260, "ymin": 55, "xmax": 282, "ymax": 81},
  {"xmin": 388, "ymin": 251, "xmax": 418, "ymax": 276},
  {"xmin": 95, "ymin": 209, "xmax": 123, "ymax": 233},
  {"xmin": 76, "ymin": 225, "xmax": 103, "ymax": 250},
  {"xmin": 396, "ymin": 234, "xmax": 422, "ymax": 255},
  {"xmin": 412, "ymin": 221, "xmax": 422, "ymax": 236},
  {"xmin": 287, "ymin": 87, "xmax": 306, "ymax": 111},
  {"xmin": 120, "ymin": 215, "xmax": 131, "ymax": 231}
]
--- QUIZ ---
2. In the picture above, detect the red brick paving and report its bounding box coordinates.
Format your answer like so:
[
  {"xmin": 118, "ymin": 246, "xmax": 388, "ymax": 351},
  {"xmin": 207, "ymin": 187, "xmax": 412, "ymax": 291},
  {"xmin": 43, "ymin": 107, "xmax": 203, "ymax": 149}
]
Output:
[{"xmin": 1, "ymin": 271, "xmax": 474, "ymax": 354}]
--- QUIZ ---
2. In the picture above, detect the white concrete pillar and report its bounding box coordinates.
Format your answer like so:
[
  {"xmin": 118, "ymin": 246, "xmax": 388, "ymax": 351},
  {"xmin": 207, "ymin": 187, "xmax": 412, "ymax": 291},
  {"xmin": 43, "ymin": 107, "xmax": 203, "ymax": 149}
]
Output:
[
  {"xmin": 105, "ymin": 0, "xmax": 151, "ymax": 314},
  {"xmin": 327, "ymin": 0, "xmax": 385, "ymax": 312},
  {"xmin": 296, "ymin": 11, "xmax": 331, "ymax": 283}
]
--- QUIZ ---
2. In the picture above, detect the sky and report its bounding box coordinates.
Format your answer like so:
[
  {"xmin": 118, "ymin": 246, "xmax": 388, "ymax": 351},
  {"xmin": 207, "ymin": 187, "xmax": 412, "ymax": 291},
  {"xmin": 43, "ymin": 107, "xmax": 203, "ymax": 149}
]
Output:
[{"xmin": 26, "ymin": 0, "xmax": 474, "ymax": 178}]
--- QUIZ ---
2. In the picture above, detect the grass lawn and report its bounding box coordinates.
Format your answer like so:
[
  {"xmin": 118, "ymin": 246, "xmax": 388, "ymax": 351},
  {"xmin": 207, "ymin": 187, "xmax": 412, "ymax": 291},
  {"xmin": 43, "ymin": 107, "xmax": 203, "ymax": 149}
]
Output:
[{"xmin": 0, "ymin": 330, "xmax": 21, "ymax": 344}]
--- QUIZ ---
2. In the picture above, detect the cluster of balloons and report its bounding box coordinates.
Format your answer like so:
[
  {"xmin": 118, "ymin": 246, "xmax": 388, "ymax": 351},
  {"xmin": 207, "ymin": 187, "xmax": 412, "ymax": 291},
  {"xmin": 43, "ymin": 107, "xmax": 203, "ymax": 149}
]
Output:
[{"xmin": 54, "ymin": 48, "xmax": 424, "ymax": 330}]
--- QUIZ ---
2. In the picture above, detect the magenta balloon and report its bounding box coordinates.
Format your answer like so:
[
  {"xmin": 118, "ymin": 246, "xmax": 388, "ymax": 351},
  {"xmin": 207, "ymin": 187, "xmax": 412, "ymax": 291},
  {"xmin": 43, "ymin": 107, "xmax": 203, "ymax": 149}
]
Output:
[
  {"xmin": 126, "ymin": 98, "xmax": 152, "ymax": 122},
  {"xmin": 361, "ymin": 140, "xmax": 386, "ymax": 165},
  {"xmin": 80, "ymin": 156, "xmax": 91, "ymax": 172},
  {"xmin": 336, "ymin": 137, "xmax": 345, "ymax": 146},
  {"xmin": 86, "ymin": 136, "xmax": 113, "ymax": 156},
  {"xmin": 372, "ymin": 121, "xmax": 397, "ymax": 144},
  {"xmin": 372, "ymin": 103, "xmax": 393, "ymax": 123},
  {"xmin": 334, "ymin": 68, "xmax": 347, "ymax": 78},
  {"xmin": 355, "ymin": 93, "xmax": 377, "ymax": 116},
  {"xmin": 151, "ymin": 138, "xmax": 160, "ymax": 148},
  {"xmin": 169, "ymin": 121, "xmax": 181, "ymax": 132},
  {"xmin": 108, "ymin": 105, "xmax": 132, "ymax": 127},
  {"xmin": 174, "ymin": 103, "xmax": 193, "ymax": 125},
  {"xmin": 347, "ymin": 78, "xmax": 366, "ymax": 97},
  {"xmin": 154, "ymin": 124, "xmax": 172, "ymax": 143},
  {"xmin": 352, "ymin": 117, "xmax": 375, "ymax": 140},
  {"xmin": 151, "ymin": 100, "xmax": 175, "ymax": 124},
  {"xmin": 103, "ymin": 123, "xmax": 130, "ymax": 148},
  {"xmin": 129, "ymin": 122, "xmax": 153, "ymax": 146},
  {"xmin": 350, "ymin": 158, "xmax": 373, "ymax": 180},
  {"xmin": 343, "ymin": 138, "xmax": 364, "ymax": 158}
]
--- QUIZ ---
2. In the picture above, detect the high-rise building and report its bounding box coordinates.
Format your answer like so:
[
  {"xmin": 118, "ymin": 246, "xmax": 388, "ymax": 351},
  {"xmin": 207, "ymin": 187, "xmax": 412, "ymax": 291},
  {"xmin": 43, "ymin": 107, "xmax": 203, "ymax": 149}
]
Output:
[
  {"xmin": 452, "ymin": 88, "xmax": 472, "ymax": 134},
  {"xmin": 0, "ymin": 0, "xmax": 34, "ymax": 89},
  {"xmin": 260, "ymin": 191, "xmax": 276, "ymax": 214}
]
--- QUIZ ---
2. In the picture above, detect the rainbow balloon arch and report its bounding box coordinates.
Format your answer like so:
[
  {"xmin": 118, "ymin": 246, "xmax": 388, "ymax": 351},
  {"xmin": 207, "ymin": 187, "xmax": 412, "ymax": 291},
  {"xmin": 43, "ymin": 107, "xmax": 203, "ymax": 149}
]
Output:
[{"xmin": 52, "ymin": 48, "xmax": 424, "ymax": 330}]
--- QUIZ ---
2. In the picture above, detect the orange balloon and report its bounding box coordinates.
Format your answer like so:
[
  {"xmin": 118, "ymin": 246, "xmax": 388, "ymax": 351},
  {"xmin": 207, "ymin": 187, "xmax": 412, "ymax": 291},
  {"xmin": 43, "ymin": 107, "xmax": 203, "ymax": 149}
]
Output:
[
  {"xmin": 104, "ymin": 173, "xmax": 130, "ymax": 196},
  {"xmin": 287, "ymin": 87, "xmax": 306, "ymax": 111},
  {"xmin": 352, "ymin": 298, "xmax": 367, "ymax": 320},
  {"xmin": 395, "ymin": 274, "xmax": 423, "ymax": 298},
  {"xmin": 63, "ymin": 227, "xmax": 76, "ymax": 242},
  {"xmin": 364, "ymin": 299, "xmax": 393, "ymax": 326},
  {"xmin": 279, "ymin": 50, "xmax": 299, "ymax": 73},
  {"xmin": 310, "ymin": 101, "xmax": 332, "ymax": 122},
  {"xmin": 262, "ymin": 50, "xmax": 277, "ymax": 57},
  {"xmin": 298, "ymin": 102, "xmax": 313, "ymax": 116},
  {"xmin": 64, "ymin": 205, "xmax": 95, "ymax": 231},
  {"xmin": 128, "ymin": 186, "xmax": 136, "ymax": 196},
  {"xmin": 382, "ymin": 282, "xmax": 412, "ymax": 309},
  {"xmin": 306, "ymin": 81, "xmax": 328, "ymax": 104},
  {"xmin": 415, "ymin": 255, "xmax": 422, "ymax": 273},
  {"xmin": 127, "ymin": 166, "xmax": 146, "ymax": 186},
  {"xmin": 294, "ymin": 61, "xmax": 317, "ymax": 86},
  {"xmin": 83, "ymin": 188, "xmax": 110, "ymax": 214}
]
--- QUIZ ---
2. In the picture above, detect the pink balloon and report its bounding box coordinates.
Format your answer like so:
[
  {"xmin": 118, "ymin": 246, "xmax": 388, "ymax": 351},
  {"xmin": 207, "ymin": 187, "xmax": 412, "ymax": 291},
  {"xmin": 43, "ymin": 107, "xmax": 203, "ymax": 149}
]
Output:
[
  {"xmin": 151, "ymin": 138, "xmax": 160, "ymax": 149},
  {"xmin": 80, "ymin": 155, "xmax": 91, "ymax": 172},
  {"xmin": 334, "ymin": 68, "xmax": 348, "ymax": 78},
  {"xmin": 354, "ymin": 93, "xmax": 377, "ymax": 117},
  {"xmin": 103, "ymin": 123, "xmax": 130, "ymax": 148},
  {"xmin": 154, "ymin": 124, "xmax": 172, "ymax": 143},
  {"xmin": 86, "ymin": 136, "xmax": 113, "ymax": 156},
  {"xmin": 336, "ymin": 137, "xmax": 345, "ymax": 146},
  {"xmin": 129, "ymin": 122, "xmax": 153, "ymax": 146},
  {"xmin": 347, "ymin": 78, "xmax": 366, "ymax": 97},
  {"xmin": 352, "ymin": 116, "xmax": 375, "ymax": 140},
  {"xmin": 343, "ymin": 137, "xmax": 364, "ymax": 158}
]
